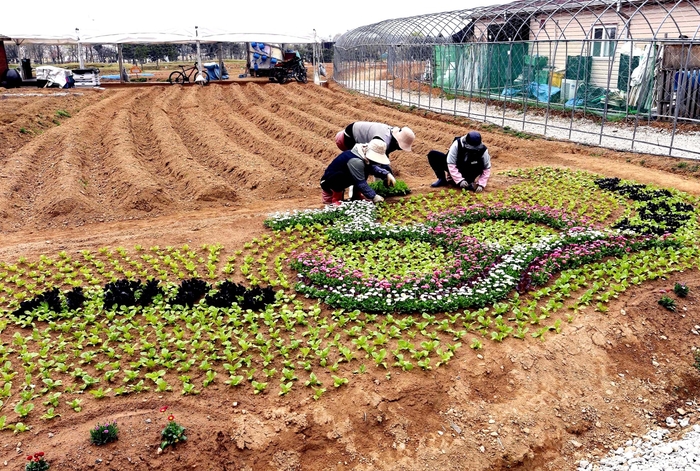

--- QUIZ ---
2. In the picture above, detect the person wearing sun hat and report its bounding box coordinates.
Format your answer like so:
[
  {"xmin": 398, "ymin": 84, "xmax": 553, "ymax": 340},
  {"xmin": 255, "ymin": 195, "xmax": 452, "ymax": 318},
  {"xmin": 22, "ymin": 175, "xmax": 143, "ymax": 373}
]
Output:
[
  {"xmin": 335, "ymin": 122, "xmax": 415, "ymax": 156},
  {"xmin": 427, "ymin": 130, "xmax": 491, "ymax": 192},
  {"xmin": 320, "ymin": 138, "xmax": 396, "ymax": 205}
]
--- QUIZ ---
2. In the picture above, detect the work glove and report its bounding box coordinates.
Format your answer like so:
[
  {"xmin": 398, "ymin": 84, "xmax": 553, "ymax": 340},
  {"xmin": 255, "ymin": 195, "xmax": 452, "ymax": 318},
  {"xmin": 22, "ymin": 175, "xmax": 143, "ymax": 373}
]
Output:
[
  {"xmin": 474, "ymin": 185, "xmax": 484, "ymax": 193},
  {"xmin": 386, "ymin": 174, "xmax": 396, "ymax": 187},
  {"xmin": 372, "ymin": 194, "xmax": 385, "ymax": 204},
  {"xmin": 459, "ymin": 180, "xmax": 470, "ymax": 189}
]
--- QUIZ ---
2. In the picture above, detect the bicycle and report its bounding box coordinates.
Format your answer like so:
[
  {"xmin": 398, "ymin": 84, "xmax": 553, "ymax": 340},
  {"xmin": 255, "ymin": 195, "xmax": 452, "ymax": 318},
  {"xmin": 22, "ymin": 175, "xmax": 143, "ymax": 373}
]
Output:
[{"xmin": 168, "ymin": 63, "xmax": 210, "ymax": 85}]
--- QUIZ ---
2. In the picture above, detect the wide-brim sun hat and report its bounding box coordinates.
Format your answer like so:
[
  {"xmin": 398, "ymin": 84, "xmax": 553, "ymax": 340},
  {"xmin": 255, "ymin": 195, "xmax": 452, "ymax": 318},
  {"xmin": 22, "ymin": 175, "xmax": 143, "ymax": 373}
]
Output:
[
  {"xmin": 364, "ymin": 138, "xmax": 391, "ymax": 165},
  {"xmin": 391, "ymin": 126, "xmax": 415, "ymax": 152}
]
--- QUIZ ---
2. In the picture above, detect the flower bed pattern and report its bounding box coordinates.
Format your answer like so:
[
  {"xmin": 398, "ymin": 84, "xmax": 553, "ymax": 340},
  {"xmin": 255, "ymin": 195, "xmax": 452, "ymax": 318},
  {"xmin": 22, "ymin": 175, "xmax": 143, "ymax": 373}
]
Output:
[{"xmin": 288, "ymin": 201, "xmax": 678, "ymax": 313}]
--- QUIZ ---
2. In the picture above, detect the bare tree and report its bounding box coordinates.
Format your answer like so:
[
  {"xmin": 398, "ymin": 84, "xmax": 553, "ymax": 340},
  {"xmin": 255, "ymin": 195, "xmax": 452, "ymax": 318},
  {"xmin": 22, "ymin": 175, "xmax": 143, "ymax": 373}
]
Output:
[
  {"xmin": 27, "ymin": 44, "xmax": 46, "ymax": 64},
  {"xmin": 5, "ymin": 43, "xmax": 19, "ymax": 63},
  {"xmin": 51, "ymin": 45, "xmax": 64, "ymax": 64}
]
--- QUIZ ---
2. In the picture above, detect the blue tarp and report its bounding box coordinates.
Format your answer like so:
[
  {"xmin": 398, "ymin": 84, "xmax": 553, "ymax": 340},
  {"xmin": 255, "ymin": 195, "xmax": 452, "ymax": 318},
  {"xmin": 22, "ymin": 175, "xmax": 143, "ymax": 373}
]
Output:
[
  {"xmin": 501, "ymin": 82, "xmax": 560, "ymax": 102},
  {"xmin": 565, "ymin": 98, "xmax": 584, "ymax": 108},
  {"xmin": 529, "ymin": 82, "xmax": 560, "ymax": 102},
  {"xmin": 203, "ymin": 63, "xmax": 229, "ymax": 80}
]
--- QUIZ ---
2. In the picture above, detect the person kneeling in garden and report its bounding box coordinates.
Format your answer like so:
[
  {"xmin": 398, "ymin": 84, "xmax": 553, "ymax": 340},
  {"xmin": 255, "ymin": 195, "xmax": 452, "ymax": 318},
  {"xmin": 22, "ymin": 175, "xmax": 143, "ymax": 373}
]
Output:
[
  {"xmin": 321, "ymin": 138, "xmax": 396, "ymax": 205},
  {"xmin": 427, "ymin": 130, "xmax": 491, "ymax": 192}
]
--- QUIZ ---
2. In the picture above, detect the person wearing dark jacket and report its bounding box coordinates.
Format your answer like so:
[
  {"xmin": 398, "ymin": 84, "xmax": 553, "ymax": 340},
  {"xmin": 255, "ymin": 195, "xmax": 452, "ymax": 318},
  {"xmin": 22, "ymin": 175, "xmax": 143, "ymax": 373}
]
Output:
[
  {"xmin": 321, "ymin": 138, "xmax": 396, "ymax": 205},
  {"xmin": 427, "ymin": 131, "xmax": 491, "ymax": 192}
]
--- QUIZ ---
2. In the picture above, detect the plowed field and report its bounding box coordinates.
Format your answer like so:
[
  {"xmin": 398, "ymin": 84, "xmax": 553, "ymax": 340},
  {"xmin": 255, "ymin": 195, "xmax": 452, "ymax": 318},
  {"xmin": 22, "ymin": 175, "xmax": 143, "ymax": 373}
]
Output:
[{"xmin": 1, "ymin": 81, "xmax": 700, "ymax": 471}]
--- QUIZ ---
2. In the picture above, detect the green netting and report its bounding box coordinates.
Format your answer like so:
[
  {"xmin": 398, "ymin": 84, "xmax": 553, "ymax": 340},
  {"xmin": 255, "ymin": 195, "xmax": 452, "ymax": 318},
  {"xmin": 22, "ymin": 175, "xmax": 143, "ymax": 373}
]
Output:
[{"xmin": 432, "ymin": 44, "xmax": 461, "ymax": 90}]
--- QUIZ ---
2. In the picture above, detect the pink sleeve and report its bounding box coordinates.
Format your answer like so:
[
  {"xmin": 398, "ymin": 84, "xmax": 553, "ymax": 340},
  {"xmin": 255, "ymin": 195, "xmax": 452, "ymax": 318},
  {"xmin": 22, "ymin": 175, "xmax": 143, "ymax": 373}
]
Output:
[
  {"xmin": 447, "ymin": 163, "xmax": 463, "ymax": 184},
  {"xmin": 477, "ymin": 167, "xmax": 491, "ymax": 188}
]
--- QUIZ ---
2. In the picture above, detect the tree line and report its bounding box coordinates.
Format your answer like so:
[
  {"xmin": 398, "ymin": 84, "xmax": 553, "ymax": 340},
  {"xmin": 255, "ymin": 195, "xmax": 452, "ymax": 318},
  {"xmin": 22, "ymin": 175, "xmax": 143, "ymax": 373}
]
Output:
[{"xmin": 4, "ymin": 41, "xmax": 334, "ymax": 66}]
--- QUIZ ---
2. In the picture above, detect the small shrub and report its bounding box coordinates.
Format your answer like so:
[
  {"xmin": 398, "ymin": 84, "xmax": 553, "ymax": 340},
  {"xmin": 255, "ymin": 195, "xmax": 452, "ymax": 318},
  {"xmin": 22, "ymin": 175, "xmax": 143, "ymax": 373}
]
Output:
[
  {"xmin": 674, "ymin": 282, "xmax": 690, "ymax": 298},
  {"xmin": 658, "ymin": 295, "xmax": 676, "ymax": 312},
  {"xmin": 90, "ymin": 421, "xmax": 119, "ymax": 445},
  {"xmin": 694, "ymin": 349, "xmax": 700, "ymax": 372},
  {"xmin": 25, "ymin": 452, "xmax": 49, "ymax": 471},
  {"xmin": 161, "ymin": 414, "xmax": 187, "ymax": 449},
  {"xmin": 55, "ymin": 109, "xmax": 71, "ymax": 118}
]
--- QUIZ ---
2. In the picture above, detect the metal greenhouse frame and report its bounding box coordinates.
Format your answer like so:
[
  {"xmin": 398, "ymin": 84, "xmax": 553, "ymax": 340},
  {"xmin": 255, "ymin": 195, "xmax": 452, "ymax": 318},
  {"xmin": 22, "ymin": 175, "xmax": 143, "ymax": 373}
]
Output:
[{"xmin": 333, "ymin": 0, "xmax": 700, "ymax": 159}]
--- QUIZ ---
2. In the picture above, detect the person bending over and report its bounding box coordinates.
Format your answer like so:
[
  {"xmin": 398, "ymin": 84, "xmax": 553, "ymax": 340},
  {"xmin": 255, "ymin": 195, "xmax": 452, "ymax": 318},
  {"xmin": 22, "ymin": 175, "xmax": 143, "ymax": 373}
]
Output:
[
  {"xmin": 320, "ymin": 138, "xmax": 396, "ymax": 205},
  {"xmin": 335, "ymin": 121, "xmax": 415, "ymax": 157}
]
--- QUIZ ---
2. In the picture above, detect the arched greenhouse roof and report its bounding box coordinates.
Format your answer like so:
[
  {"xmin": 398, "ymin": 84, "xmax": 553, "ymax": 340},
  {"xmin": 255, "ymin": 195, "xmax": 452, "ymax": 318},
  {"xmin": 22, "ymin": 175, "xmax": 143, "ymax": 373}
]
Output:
[{"xmin": 335, "ymin": 0, "xmax": 700, "ymax": 47}]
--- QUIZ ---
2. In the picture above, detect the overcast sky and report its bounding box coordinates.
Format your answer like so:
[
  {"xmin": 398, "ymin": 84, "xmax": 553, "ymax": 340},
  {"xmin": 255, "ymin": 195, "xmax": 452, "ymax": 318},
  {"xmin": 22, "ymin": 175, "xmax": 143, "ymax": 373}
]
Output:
[{"xmin": 2, "ymin": 0, "xmax": 506, "ymax": 41}]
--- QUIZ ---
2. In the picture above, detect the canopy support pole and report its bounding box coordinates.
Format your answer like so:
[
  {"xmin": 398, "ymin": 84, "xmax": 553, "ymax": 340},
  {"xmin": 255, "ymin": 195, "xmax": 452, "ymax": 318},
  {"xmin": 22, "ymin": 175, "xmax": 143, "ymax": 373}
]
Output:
[
  {"xmin": 118, "ymin": 44, "xmax": 124, "ymax": 84},
  {"xmin": 76, "ymin": 28, "xmax": 85, "ymax": 69},
  {"xmin": 218, "ymin": 43, "xmax": 224, "ymax": 81},
  {"xmin": 195, "ymin": 26, "xmax": 204, "ymax": 83}
]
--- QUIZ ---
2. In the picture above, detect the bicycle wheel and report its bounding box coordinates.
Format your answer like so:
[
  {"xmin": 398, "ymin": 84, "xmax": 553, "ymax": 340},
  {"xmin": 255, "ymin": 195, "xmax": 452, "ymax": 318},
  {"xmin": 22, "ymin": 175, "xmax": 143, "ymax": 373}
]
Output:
[
  {"xmin": 194, "ymin": 70, "xmax": 210, "ymax": 85},
  {"xmin": 168, "ymin": 71, "xmax": 186, "ymax": 84}
]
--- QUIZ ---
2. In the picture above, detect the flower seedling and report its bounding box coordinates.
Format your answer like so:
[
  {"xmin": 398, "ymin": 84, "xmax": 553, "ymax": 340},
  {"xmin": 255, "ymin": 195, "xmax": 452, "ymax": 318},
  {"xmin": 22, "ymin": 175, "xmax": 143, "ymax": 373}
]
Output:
[
  {"xmin": 332, "ymin": 376, "xmax": 348, "ymax": 388},
  {"xmin": 658, "ymin": 295, "xmax": 677, "ymax": 312},
  {"xmin": 68, "ymin": 398, "xmax": 83, "ymax": 412},
  {"xmin": 40, "ymin": 408, "xmax": 60, "ymax": 420},
  {"xmin": 252, "ymin": 380, "xmax": 268, "ymax": 394},
  {"xmin": 161, "ymin": 414, "xmax": 187, "ymax": 449},
  {"xmin": 25, "ymin": 452, "xmax": 49, "ymax": 471},
  {"xmin": 279, "ymin": 382, "xmax": 294, "ymax": 396},
  {"xmin": 674, "ymin": 282, "xmax": 690, "ymax": 298},
  {"xmin": 14, "ymin": 401, "xmax": 34, "ymax": 418},
  {"xmin": 90, "ymin": 421, "xmax": 119, "ymax": 445}
]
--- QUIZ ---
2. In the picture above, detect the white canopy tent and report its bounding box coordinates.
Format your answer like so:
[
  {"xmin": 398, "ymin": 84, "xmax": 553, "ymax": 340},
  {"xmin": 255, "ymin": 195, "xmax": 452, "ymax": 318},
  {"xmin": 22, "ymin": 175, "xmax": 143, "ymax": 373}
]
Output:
[
  {"xmin": 1, "ymin": 28, "xmax": 317, "ymax": 45},
  {"xmin": 1, "ymin": 27, "xmax": 320, "ymax": 83},
  {"xmin": 2, "ymin": 32, "xmax": 80, "ymax": 45}
]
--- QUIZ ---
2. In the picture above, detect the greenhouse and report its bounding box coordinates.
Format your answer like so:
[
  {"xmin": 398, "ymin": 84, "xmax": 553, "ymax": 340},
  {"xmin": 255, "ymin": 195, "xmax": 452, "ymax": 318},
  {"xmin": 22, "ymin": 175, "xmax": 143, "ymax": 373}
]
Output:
[{"xmin": 333, "ymin": 0, "xmax": 700, "ymax": 158}]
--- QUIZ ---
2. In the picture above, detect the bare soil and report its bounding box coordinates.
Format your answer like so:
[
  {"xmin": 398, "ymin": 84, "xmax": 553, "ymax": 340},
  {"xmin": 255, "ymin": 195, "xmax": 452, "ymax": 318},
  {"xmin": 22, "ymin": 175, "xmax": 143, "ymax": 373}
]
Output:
[{"xmin": 1, "ymin": 80, "xmax": 700, "ymax": 471}]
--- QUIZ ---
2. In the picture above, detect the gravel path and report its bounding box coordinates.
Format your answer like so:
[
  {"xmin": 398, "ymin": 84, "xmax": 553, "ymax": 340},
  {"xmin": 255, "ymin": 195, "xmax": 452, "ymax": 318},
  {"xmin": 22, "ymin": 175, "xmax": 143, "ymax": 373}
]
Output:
[
  {"xmin": 579, "ymin": 414, "xmax": 700, "ymax": 471},
  {"xmin": 338, "ymin": 79, "xmax": 700, "ymax": 160}
]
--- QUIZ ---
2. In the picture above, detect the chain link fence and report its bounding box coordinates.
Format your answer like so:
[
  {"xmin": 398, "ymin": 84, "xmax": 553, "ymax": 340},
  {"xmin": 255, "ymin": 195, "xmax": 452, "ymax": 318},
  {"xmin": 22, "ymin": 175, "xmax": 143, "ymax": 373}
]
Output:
[{"xmin": 333, "ymin": 1, "xmax": 700, "ymax": 159}]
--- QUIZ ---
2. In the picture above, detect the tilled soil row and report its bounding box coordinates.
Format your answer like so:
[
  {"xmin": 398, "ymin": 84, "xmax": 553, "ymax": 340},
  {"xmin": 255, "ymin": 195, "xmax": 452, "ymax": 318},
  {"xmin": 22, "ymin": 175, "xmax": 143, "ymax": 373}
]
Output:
[
  {"xmin": 144, "ymin": 86, "xmax": 237, "ymax": 203},
  {"xmin": 0, "ymin": 90, "xmax": 138, "ymax": 229},
  {"xmin": 0, "ymin": 90, "xmax": 104, "ymax": 153}
]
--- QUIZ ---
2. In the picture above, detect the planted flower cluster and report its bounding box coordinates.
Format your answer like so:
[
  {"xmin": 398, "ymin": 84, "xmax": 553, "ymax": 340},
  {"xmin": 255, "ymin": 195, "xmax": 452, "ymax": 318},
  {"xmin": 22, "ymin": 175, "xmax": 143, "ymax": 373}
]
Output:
[
  {"xmin": 11, "ymin": 278, "xmax": 276, "ymax": 323},
  {"xmin": 291, "ymin": 201, "xmax": 678, "ymax": 313},
  {"xmin": 595, "ymin": 177, "xmax": 695, "ymax": 235},
  {"xmin": 25, "ymin": 452, "xmax": 49, "ymax": 471},
  {"xmin": 90, "ymin": 421, "xmax": 119, "ymax": 446}
]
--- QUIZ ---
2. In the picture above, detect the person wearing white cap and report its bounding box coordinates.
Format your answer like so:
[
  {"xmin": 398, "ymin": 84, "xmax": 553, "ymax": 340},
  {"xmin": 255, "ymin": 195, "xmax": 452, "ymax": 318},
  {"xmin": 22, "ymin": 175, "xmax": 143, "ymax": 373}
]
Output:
[
  {"xmin": 427, "ymin": 131, "xmax": 491, "ymax": 192},
  {"xmin": 320, "ymin": 138, "xmax": 396, "ymax": 205},
  {"xmin": 335, "ymin": 122, "xmax": 415, "ymax": 156}
]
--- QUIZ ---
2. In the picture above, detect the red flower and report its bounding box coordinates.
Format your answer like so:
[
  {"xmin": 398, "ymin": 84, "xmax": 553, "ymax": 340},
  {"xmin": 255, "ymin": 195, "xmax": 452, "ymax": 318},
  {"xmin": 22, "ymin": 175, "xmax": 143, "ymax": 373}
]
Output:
[
  {"xmin": 160, "ymin": 406, "xmax": 168, "ymax": 413},
  {"xmin": 168, "ymin": 415, "xmax": 175, "ymax": 421},
  {"xmin": 27, "ymin": 456, "xmax": 33, "ymax": 461},
  {"xmin": 36, "ymin": 452, "xmax": 44, "ymax": 457}
]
